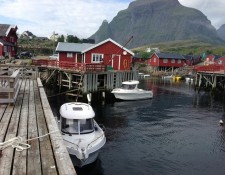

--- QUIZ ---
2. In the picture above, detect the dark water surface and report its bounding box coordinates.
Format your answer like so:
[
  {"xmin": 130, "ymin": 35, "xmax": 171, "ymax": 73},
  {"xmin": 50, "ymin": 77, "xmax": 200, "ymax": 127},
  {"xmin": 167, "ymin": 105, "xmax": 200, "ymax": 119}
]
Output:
[{"xmin": 48, "ymin": 78, "xmax": 225, "ymax": 175}]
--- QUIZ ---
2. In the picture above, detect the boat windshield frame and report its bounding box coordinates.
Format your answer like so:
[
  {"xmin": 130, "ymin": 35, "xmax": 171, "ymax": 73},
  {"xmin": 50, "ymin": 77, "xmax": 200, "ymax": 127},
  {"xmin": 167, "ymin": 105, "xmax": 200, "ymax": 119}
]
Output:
[
  {"xmin": 121, "ymin": 84, "xmax": 136, "ymax": 90},
  {"xmin": 61, "ymin": 117, "xmax": 95, "ymax": 135}
]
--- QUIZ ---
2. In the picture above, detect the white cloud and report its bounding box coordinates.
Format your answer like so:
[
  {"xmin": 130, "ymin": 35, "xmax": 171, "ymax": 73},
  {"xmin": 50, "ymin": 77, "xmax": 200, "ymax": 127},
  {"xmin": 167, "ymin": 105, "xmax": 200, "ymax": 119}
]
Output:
[
  {"xmin": 0, "ymin": 0, "xmax": 132, "ymax": 38},
  {"xmin": 0, "ymin": 0, "xmax": 225, "ymax": 38}
]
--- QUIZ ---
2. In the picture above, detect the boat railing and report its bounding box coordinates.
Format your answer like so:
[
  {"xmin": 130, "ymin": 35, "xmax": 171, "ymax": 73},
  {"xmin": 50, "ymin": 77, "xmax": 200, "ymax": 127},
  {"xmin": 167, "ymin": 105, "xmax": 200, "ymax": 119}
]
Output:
[
  {"xmin": 65, "ymin": 139, "xmax": 80, "ymax": 150},
  {"xmin": 86, "ymin": 133, "xmax": 105, "ymax": 150}
]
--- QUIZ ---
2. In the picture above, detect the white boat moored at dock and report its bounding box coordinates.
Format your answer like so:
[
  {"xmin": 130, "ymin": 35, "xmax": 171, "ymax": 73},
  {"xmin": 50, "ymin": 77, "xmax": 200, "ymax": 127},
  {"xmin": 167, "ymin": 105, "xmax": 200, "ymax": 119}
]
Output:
[{"xmin": 59, "ymin": 102, "xmax": 106, "ymax": 167}]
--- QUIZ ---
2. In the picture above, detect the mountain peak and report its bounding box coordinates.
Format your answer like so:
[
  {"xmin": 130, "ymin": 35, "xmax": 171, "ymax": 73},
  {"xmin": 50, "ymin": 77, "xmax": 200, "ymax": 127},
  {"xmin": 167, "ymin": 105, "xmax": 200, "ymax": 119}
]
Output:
[
  {"xmin": 128, "ymin": 0, "xmax": 179, "ymax": 8},
  {"xmin": 90, "ymin": 0, "xmax": 223, "ymax": 48}
]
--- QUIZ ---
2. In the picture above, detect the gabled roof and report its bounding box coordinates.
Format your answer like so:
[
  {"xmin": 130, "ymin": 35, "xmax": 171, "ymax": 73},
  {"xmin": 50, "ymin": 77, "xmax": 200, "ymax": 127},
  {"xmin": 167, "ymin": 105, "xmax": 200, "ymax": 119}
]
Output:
[
  {"xmin": 183, "ymin": 54, "xmax": 201, "ymax": 60},
  {"xmin": 56, "ymin": 42, "xmax": 95, "ymax": 53},
  {"xmin": 154, "ymin": 52, "xmax": 185, "ymax": 59},
  {"xmin": 0, "ymin": 24, "xmax": 17, "ymax": 37},
  {"xmin": 214, "ymin": 55, "xmax": 222, "ymax": 60},
  {"xmin": 82, "ymin": 38, "xmax": 134, "ymax": 56}
]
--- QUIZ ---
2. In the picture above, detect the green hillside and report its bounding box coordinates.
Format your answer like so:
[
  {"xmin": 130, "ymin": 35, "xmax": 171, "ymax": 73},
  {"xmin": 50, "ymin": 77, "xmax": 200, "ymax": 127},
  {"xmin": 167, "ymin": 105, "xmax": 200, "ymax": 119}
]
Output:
[{"xmin": 132, "ymin": 39, "xmax": 225, "ymax": 56}]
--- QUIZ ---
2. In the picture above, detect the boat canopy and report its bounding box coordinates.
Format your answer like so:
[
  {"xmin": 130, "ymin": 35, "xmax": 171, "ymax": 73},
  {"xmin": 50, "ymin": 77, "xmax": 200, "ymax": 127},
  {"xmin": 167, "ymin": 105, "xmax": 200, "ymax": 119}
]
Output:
[{"xmin": 60, "ymin": 102, "xmax": 95, "ymax": 119}]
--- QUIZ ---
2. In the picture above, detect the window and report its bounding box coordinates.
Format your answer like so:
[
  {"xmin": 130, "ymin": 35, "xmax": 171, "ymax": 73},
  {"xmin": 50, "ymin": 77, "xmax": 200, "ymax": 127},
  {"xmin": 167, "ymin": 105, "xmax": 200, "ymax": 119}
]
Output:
[
  {"xmin": 154, "ymin": 57, "xmax": 156, "ymax": 62},
  {"xmin": 92, "ymin": 54, "xmax": 103, "ymax": 63},
  {"xmin": 61, "ymin": 118, "xmax": 79, "ymax": 134},
  {"xmin": 80, "ymin": 119, "xmax": 94, "ymax": 134},
  {"xmin": 67, "ymin": 53, "xmax": 73, "ymax": 58},
  {"xmin": 61, "ymin": 117, "xmax": 94, "ymax": 134},
  {"xmin": 218, "ymin": 60, "xmax": 223, "ymax": 65},
  {"xmin": 178, "ymin": 60, "xmax": 181, "ymax": 64},
  {"xmin": 163, "ymin": 59, "xmax": 168, "ymax": 63},
  {"xmin": 171, "ymin": 59, "xmax": 175, "ymax": 63}
]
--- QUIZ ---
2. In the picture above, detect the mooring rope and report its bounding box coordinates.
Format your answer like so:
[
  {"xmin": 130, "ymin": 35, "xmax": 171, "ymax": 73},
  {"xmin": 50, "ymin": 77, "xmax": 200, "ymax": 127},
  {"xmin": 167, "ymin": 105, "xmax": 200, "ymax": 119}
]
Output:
[{"xmin": 0, "ymin": 130, "xmax": 59, "ymax": 152}]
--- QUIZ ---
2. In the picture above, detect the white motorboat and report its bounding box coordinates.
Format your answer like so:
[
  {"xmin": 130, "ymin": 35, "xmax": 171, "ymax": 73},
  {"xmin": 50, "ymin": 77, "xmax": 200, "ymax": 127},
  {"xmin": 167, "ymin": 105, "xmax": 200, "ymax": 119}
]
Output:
[
  {"xmin": 111, "ymin": 80, "xmax": 153, "ymax": 100},
  {"xmin": 162, "ymin": 75, "xmax": 173, "ymax": 79},
  {"xmin": 185, "ymin": 75, "xmax": 194, "ymax": 84},
  {"xmin": 59, "ymin": 102, "xmax": 106, "ymax": 167}
]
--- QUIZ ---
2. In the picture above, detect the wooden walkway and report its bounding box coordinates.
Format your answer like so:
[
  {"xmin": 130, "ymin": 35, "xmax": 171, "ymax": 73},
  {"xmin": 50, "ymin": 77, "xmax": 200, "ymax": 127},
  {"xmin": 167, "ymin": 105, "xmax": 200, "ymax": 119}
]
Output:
[{"xmin": 0, "ymin": 78, "xmax": 76, "ymax": 175}]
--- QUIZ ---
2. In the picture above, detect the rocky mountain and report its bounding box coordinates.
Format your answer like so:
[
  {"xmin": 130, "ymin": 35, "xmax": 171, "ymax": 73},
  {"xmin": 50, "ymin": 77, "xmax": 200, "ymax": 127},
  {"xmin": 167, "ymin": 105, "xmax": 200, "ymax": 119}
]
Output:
[
  {"xmin": 217, "ymin": 24, "xmax": 225, "ymax": 41},
  {"xmin": 89, "ymin": 0, "xmax": 223, "ymax": 49}
]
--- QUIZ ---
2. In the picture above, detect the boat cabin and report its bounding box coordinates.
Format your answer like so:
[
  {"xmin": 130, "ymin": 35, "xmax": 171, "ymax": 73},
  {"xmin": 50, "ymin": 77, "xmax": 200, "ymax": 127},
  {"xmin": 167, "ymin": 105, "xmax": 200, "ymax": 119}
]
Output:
[
  {"xmin": 59, "ymin": 102, "xmax": 95, "ymax": 135},
  {"xmin": 120, "ymin": 80, "xmax": 139, "ymax": 90}
]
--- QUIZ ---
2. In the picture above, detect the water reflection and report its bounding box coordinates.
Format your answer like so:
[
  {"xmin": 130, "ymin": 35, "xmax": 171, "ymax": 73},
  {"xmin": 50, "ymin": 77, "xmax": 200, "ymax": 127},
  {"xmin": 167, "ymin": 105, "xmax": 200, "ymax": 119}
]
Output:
[{"xmin": 74, "ymin": 158, "xmax": 104, "ymax": 175}]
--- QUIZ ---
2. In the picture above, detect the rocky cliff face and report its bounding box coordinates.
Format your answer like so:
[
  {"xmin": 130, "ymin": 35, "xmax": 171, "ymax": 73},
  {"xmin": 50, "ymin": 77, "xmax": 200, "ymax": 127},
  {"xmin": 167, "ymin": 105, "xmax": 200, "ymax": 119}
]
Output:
[
  {"xmin": 89, "ymin": 0, "xmax": 223, "ymax": 48},
  {"xmin": 217, "ymin": 24, "xmax": 225, "ymax": 41}
]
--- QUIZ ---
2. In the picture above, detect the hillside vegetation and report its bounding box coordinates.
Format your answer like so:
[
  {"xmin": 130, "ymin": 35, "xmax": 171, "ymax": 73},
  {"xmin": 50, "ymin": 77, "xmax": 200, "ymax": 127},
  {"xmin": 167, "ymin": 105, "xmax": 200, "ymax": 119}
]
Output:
[{"xmin": 132, "ymin": 39, "xmax": 225, "ymax": 56}]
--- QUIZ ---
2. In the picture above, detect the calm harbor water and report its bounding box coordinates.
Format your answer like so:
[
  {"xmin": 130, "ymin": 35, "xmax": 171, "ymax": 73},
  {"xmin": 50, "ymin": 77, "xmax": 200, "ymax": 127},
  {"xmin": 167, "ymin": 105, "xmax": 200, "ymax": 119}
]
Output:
[{"xmin": 47, "ymin": 78, "xmax": 225, "ymax": 175}]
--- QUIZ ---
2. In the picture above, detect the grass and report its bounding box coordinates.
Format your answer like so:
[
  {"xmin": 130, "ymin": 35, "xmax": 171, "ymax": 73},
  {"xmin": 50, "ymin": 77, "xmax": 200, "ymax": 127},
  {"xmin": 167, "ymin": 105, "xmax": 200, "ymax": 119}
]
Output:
[{"xmin": 132, "ymin": 39, "xmax": 225, "ymax": 56}]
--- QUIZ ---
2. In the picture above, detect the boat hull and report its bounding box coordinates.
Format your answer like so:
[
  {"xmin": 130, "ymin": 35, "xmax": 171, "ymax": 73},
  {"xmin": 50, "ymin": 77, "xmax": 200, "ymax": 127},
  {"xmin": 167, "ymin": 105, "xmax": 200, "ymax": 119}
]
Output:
[
  {"xmin": 112, "ymin": 91, "xmax": 153, "ymax": 100},
  {"xmin": 69, "ymin": 149, "xmax": 100, "ymax": 167}
]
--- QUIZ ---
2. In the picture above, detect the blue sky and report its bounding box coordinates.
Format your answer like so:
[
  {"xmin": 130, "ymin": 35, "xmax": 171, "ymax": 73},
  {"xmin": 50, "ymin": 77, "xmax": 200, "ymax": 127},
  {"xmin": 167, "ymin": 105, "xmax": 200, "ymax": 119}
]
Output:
[{"xmin": 0, "ymin": 0, "xmax": 225, "ymax": 38}]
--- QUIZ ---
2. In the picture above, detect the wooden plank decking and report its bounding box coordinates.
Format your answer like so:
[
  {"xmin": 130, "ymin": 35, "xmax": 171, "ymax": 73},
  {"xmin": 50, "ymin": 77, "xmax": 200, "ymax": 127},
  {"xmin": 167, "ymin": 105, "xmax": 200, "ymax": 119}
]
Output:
[{"xmin": 0, "ymin": 78, "xmax": 77, "ymax": 175}]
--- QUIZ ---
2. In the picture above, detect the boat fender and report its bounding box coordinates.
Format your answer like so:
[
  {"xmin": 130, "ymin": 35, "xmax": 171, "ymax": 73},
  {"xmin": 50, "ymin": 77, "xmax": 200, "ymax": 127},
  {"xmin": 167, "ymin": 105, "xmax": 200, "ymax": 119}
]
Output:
[{"xmin": 220, "ymin": 120, "xmax": 224, "ymax": 125}]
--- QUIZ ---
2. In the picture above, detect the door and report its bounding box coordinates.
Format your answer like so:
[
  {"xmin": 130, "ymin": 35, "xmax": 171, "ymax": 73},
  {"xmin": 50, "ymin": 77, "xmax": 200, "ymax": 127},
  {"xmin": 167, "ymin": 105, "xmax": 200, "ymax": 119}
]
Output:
[{"xmin": 112, "ymin": 55, "xmax": 120, "ymax": 70}]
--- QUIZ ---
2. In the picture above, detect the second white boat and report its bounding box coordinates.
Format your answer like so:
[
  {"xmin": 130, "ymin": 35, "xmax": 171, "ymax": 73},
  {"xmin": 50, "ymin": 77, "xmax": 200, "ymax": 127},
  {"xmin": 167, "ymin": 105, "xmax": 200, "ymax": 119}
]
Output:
[{"xmin": 111, "ymin": 80, "xmax": 153, "ymax": 101}]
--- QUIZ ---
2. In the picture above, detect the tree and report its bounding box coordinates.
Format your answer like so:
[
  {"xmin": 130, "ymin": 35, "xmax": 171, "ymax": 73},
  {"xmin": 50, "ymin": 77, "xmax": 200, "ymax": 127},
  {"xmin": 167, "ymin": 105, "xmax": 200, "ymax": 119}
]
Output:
[
  {"xmin": 141, "ymin": 52, "xmax": 151, "ymax": 60},
  {"xmin": 57, "ymin": 35, "xmax": 65, "ymax": 42},
  {"xmin": 67, "ymin": 35, "xmax": 80, "ymax": 43}
]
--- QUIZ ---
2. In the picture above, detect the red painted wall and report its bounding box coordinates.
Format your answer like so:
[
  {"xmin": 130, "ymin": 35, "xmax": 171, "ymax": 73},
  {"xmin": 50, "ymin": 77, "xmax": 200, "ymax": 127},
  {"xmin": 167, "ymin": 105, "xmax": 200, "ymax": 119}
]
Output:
[
  {"xmin": 215, "ymin": 56, "xmax": 225, "ymax": 66},
  {"xmin": 205, "ymin": 54, "xmax": 215, "ymax": 62},
  {"xmin": 0, "ymin": 45, "xmax": 3, "ymax": 57},
  {"xmin": 147, "ymin": 54, "xmax": 159, "ymax": 66},
  {"xmin": 147, "ymin": 53, "xmax": 185, "ymax": 67},
  {"xmin": 0, "ymin": 26, "xmax": 18, "ymax": 57},
  {"xmin": 84, "ymin": 41, "xmax": 132, "ymax": 70},
  {"xmin": 59, "ymin": 52, "xmax": 76, "ymax": 62}
]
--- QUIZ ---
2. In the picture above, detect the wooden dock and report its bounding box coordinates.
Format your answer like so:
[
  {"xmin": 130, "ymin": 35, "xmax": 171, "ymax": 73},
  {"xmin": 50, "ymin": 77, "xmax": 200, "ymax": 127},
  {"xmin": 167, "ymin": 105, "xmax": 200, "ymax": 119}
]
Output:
[{"xmin": 0, "ymin": 78, "xmax": 77, "ymax": 175}]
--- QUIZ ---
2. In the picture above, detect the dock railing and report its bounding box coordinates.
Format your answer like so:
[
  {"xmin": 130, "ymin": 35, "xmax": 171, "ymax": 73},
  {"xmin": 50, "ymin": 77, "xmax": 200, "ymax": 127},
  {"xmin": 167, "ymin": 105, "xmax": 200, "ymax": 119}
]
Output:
[
  {"xmin": 194, "ymin": 65, "xmax": 225, "ymax": 74},
  {"xmin": 0, "ymin": 69, "xmax": 20, "ymax": 104},
  {"xmin": 32, "ymin": 60, "xmax": 107, "ymax": 72}
]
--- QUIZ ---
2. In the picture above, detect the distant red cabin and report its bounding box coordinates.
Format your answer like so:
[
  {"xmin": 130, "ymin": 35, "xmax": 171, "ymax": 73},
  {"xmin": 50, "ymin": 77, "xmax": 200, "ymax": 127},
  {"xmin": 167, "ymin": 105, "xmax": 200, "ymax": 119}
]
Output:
[
  {"xmin": 0, "ymin": 24, "xmax": 18, "ymax": 58},
  {"xmin": 204, "ymin": 54, "xmax": 221, "ymax": 65},
  {"xmin": 147, "ymin": 52, "xmax": 185, "ymax": 71},
  {"xmin": 56, "ymin": 38, "xmax": 134, "ymax": 71},
  {"xmin": 215, "ymin": 55, "xmax": 225, "ymax": 66}
]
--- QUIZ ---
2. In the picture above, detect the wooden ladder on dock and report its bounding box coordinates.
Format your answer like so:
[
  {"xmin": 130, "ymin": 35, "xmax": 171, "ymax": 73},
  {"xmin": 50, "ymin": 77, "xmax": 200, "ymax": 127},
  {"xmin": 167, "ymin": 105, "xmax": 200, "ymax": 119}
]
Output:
[{"xmin": 75, "ymin": 73, "xmax": 84, "ymax": 102}]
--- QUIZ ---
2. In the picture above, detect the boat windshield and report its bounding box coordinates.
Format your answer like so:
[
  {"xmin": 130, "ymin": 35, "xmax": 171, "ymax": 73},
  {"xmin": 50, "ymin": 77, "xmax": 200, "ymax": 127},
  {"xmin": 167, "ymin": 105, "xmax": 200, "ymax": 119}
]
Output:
[
  {"xmin": 61, "ymin": 117, "xmax": 94, "ymax": 134},
  {"xmin": 121, "ymin": 84, "xmax": 136, "ymax": 90}
]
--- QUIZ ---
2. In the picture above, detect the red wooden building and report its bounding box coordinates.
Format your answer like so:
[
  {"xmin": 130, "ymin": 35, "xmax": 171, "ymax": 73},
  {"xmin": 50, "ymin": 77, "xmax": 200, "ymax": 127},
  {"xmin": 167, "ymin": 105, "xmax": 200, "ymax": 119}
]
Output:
[
  {"xmin": 56, "ymin": 38, "xmax": 134, "ymax": 71},
  {"xmin": 0, "ymin": 24, "xmax": 18, "ymax": 58},
  {"xmin": 147, "ymin": 52, "xmax": 185, "ymax": 71},
  {"xmin": 204, "ymin": 54, "xmax": 221, "ymax": 65},
  {"xmin": 214, "ymin": 55, "xmax": 225, "ymax": 66}
]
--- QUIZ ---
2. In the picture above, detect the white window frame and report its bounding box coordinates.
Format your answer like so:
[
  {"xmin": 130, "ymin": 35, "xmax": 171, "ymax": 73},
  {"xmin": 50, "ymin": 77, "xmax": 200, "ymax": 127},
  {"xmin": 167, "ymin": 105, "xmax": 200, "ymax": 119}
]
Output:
[
  {"xmin": 154, "ymin": 57, "xmax": 156, "ymax": 62},
  {"xmin": 178, "ymin": 60, "xmax": 181, "ymax": 64},
  {"xmin": 218, "ymin": 60, "xmax": 223, "ymax": 65},
  {"xmin": 171, "ymin": 59, "xmax": 175, "ymax": 63},
  {"xmin": 163, "ymin": 59, "xmax": 168, "ymax": 63},
  {"xmin": 91, "ymin": 53, "xmax": 103, "ymax": 63},
  {"xmin": 67, "ymin": 53, "xmax": 73, "ymax": 58}
]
